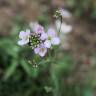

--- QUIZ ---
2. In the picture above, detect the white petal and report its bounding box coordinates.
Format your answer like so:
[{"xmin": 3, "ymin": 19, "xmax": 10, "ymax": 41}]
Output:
[
  {"xmin": 44, "ymin": 40, "xmax": 51, "ymax": 48},
  {"xmin": 61, "ymin": 23, "xmax": 72, "ymax": 33},
  {"xmin": 59, "ymin": 9, "xmax": 72, "ymax": 18},
  {"xmin": 18, "ymin": 39, "xmax": 29, "ymax": 46},
  {"xmin": 40, "ymin": 33, "xmax": 48, "ymax": 40},
  {"xmin": 51, "ymin": 37, "xmax": 60, "ymax": 45},
  {"xmin": 55, "ymin": 20, "xmax": 61, "ymax": 30},
  {"xmin": 26, "ymin": 29, "xmax": 30, "ymax": 35},
  {"xmin": 29, "ymin": 22, "xmax": 38, "ymax": 30}
]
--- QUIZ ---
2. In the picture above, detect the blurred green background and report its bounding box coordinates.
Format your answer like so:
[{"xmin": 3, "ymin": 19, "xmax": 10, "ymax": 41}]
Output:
[{"xmin": 0, "ymin": 0, "xmax": 96, "ymax": 96}]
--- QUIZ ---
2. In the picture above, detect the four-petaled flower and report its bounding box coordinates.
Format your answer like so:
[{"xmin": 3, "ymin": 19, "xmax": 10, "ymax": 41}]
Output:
[
  {"xmin": 42, "ymin": 28, "xmax": 60, "ymax": 48},
  {"xmin": 18, "ymin": 29, "xmax": 30, "ymax": 46}
]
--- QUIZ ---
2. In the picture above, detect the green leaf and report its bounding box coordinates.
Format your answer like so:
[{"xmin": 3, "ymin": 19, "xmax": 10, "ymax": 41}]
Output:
[
  {"xmin": 3, "ymin": 59, "xmax": 19, "ymax": 80},
  {"xmin": 84, "ymin": 88, "xmax": 93, "ymax": 96}
]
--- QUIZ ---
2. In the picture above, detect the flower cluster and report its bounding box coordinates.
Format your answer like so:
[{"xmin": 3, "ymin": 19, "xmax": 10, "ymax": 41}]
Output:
[
  {"xmin": 54, "ymin": 8, "xmax": 71, "ymax": 19},
  {"xmin": 18, "ymin": 23, "xmax": 60, "ymax": 57}
]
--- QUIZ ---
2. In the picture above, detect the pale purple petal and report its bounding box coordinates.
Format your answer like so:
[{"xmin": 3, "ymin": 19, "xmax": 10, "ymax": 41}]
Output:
[
  {"xmin": 38, "ymin": 45, "xmax": 47, "ymax": 57},
  {"xmin": 39, "ymin": 48, "xmax": 47, "ymax": 57},
  {"xmin": 34, "ymin": 24, "xmax": 44, "ymax": 34},
  {"xmin": 19, "ymin": 30, "xmax": 30, "ymax": 40},
  {"xmin": 30, "ymin": 22, "xmax": 44, "ymax": 34},
  {"xmin": 19, "ymin": 31, "xmax": 26, "ymax": 39},
  {"xmin": 18, "ymin": 39, "xmax": 29, "ymax": 46},
  {"xmin": 18, "ymin": 29, "xmax": 30, "ymax": 46},
  {"xmin": 26, "ymin": 29, "xmax": 30, "ymax": 35},
  {"xmin": 47, "ymin": 28, "xmax": 56, "ymax": 37},
  {"xmin": 44, "ymin": 40, "xmax": 51, "ymax": 48},
  {"xmin": 34, "ymin": 47, "xmax": 40, "ymax": 54},
  {"xmin": 40, "ymin": 33, "xmax": 48, "ymax": 40},
  {"xmin": 51, "ymin": 37, "xmax": 60, "ymax": 45},
  {"xmin": 34, "ymin": 44, "xmax": 47, "ymax": 57}
]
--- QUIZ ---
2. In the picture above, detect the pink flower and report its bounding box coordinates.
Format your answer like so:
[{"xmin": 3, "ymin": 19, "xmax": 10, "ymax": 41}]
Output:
[
  {"xmin": 18, "ymin": 29, "xmax": 30, "ymax": 46},
  {"xmin": 44, "ymin": 28, "xmax": 60, "ymax": 48},
  {"xmin": 34, "ymin": 44, "xmax": 47, "ymax": 57}
]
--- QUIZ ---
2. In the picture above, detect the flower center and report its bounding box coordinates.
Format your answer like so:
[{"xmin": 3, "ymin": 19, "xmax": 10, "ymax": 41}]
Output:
[
  {"xmin": 29, "ymin": 33, "xmax": 42, "ymax": 49},
  {"xmin": 48, "ymin": 36, "xmax": 52, "ymax": 40},
  {"xmin": 40, "ymin": 48, "xmax": 45, "ymax": 52}
]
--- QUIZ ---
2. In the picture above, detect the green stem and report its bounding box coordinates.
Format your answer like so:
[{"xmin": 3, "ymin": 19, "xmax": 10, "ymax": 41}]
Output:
[{"xmin": 58, "ymin": 16, "xmax": 62, "ymax": 36}]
